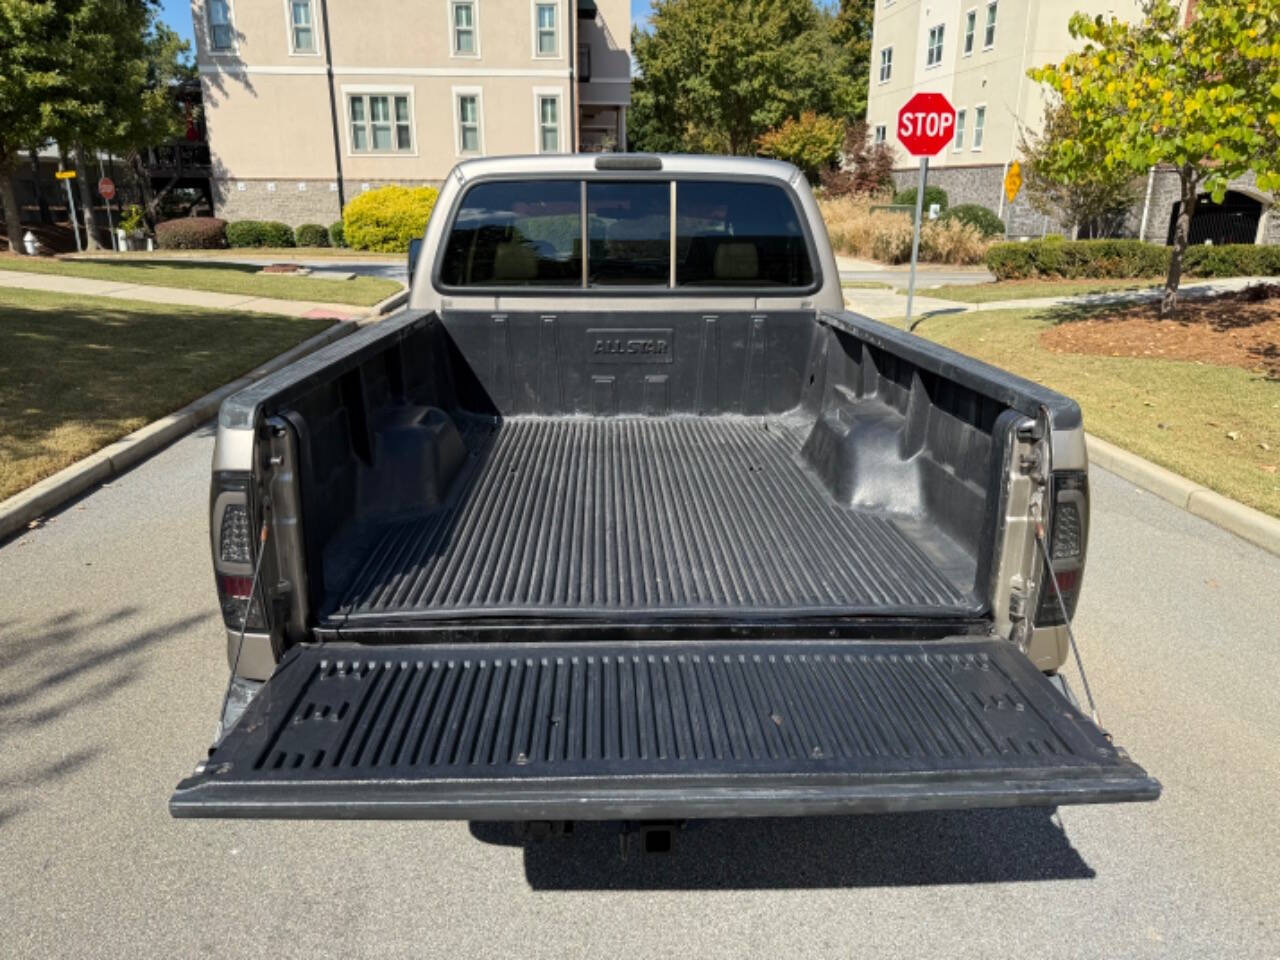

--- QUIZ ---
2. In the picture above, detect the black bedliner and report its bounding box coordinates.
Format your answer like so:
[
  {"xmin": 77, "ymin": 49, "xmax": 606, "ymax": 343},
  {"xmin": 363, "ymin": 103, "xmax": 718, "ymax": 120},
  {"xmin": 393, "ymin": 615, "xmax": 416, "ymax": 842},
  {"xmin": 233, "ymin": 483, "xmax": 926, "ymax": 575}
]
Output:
[
  {"xmin": 322, "ymin": 415, "xmax": 981, "ymax": 626},
  {"xmin": 170, "ymin": 638, "xmax": 1158, "ymax": 820}
]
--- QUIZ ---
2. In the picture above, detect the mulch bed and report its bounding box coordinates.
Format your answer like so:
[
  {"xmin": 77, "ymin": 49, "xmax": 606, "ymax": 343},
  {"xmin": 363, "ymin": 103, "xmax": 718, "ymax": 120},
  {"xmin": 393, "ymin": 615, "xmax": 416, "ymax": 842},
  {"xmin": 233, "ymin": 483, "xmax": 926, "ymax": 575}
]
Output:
[{"xmin": 1040, "ymin": 284, "xmax": 1280, "ymax": 379}]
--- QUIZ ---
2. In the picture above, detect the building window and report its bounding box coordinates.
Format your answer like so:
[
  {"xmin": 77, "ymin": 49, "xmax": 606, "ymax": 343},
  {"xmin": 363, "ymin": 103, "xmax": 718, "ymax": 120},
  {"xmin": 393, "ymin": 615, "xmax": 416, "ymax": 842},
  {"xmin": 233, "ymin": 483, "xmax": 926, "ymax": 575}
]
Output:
[
  {"xmin": 457, "ymin": 93, "xmax": 482, "ymax": 153},
  {"xmin": 578, "ymin": 42, "xmax": 591, "ymax": 81},
  {"xmin": 973, "ymin": 105, "xmax": 986, "ymax": 149},
  {"xmin": 348, "ymin": 94, "xmax": 413, "ymax": 153},
  {"xmin": 289, "ymin": 0, "xmax": 315, "ymax": 53},
  {"xmin": 964, "ymin": 9, "xmax": 976, "ymax": 54},
  {"xmin": 207, "ymin": 0, "xmax": 233, "ymax": 51},
  {"xmin": 873, "ymin": 124, "xmax": 887, "ymax": 144},
  {"xmin": 452, "ymin": 1, "xmax": 477, "ymax": 55},
  {"xmin": 878, "ymin": 47, "xmax": 893, "ymax": 83},
  {"xmin": 534, "ymin": 2, "xmax": 558, "ymax": 57},
  {"xmin": 953, "ymin": 109, "xmax": 966, "ymax": 150},
  {"xmin": 984, "ymin": 1, "xmax": 998, "ymax": 47},
  {"xmin": 926, "ymin": 24, "xmax": 944, "ymax": 67},
  {"xmin": 537, "ymin": 94, "xmax": 560, "ymax": 152}
]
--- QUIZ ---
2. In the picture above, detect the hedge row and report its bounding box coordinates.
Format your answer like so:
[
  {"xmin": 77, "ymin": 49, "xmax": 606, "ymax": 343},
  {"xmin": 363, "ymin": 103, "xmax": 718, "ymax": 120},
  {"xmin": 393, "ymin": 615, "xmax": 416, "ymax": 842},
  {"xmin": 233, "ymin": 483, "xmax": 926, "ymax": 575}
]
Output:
[
  {"xmin": 985, "ymin": 238, "xmax": 1280, "ymax": 280},
  {"xmin": 152, "ymin": 186, "xmax": 441, "ymax": 254},
  {"xmin": 154, "ymin": 217, "xmax": 228, "ymax": 250},
  {"xmin": 226, "ymin": 220, "xmax": 295, "ymax": 248}
]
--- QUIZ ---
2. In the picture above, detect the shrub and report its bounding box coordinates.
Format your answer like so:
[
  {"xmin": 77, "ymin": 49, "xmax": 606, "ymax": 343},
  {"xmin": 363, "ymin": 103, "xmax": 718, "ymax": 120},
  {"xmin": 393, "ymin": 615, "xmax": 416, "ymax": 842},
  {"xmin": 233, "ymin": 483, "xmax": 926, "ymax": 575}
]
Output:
[
  {"xmin": 985, "ymin": 239, "xmax": 1170, "ymax": 279},
  {"xmin": 226, "ymin": 220, "xmax": 295, "ymax": 248},
  {"xmin": 819, "ymin": 196, "xmax": 992, "ymax": 265},
  {"xmin": 119, "ymin": 204, "xmax": 146, "ymax": 235},
  {"xmin": 819, "ymin": 123, "xmax": 897, "ymax": 198},
  {"xmin": 943, "ymin": 203, "xmax": 1005, "ymax": 238},
  {"xmin": 892, "ymin": 185, "xmax": 948, "ymax": 212},
  {"xmin": 328, "ymin": 220, "xmax": 346, "ymax": 248},
  {"xmin": 868, "ymin": 212, "xmax": 915, "ymax": 263},
  {"xmin": 921, "ymin": 218, "xmax": 987, "ymax": 264},
  {"xmin": 756, "ymin": 112, "xmax": 845, "ymax": 183},
  {"xmin": 155, "ymin": 216, "xmax": 227, "ymax": 250},
  {"xmin": 1184, "ymin": 244, "xmax": 1280, "ymax": 278},
  {"xmin": 295, "ymin": 223, "xmax": 330, "ymax": 247},
  {"xmin": 343, "ymin": 185, "xmax": 439, "ymax": 252}
]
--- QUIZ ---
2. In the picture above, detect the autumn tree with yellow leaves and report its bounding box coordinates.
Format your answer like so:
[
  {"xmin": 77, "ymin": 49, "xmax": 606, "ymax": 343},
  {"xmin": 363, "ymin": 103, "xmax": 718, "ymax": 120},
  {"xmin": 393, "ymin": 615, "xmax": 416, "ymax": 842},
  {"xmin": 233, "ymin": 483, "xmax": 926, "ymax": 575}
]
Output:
[{"xmin": 1031, "ymin": 0, "xmax": 1280, "ymax": 316}]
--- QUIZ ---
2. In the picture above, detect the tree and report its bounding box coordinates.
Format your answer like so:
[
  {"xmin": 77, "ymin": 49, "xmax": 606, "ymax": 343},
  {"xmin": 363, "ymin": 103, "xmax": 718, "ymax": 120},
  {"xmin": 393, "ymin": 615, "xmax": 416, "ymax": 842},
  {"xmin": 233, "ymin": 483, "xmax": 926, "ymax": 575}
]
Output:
[
  {"xmin": 757, "ymin": 112, "xmax": 845, "ymax": 181},
  {"xmin": 1019, "ymin": 100, "xmax": 1141, "ymax": 239},
  {"xmin": 830, "ymin": 0, "xmax": 873, "ymax": 116},
  {"xmin": 629, "ymin": 0, "xmax": 863, "ymax": 155},
  {"xmin": 45, "ymin": 0, "xmax": 186, "ymax": 249},
  {"xmin": 819, "ymin": 122, "xmax": 896, "ymax": 196},
  {"xmin": 1030, "ymin": 0, "xmax": 1280, "ymax": 316},
  {"xmin": 0, "ymin": 1, "xmax": 64, "ymax": 254}
]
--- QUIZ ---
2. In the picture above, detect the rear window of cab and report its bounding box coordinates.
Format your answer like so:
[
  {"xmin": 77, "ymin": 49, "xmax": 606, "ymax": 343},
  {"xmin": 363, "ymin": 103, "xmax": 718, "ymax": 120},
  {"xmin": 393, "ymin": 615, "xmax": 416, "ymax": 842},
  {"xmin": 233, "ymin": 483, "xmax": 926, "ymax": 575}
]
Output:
[{"xmin": 438, "ymin": 179, "xmax": 815, "ymax": 290}]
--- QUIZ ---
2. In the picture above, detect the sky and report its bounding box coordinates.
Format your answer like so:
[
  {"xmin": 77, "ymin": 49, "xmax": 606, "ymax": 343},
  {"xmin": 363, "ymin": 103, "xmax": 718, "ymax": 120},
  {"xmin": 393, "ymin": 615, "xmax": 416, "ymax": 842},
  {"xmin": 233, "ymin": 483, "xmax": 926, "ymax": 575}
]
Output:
[{"xmin": 157, "ymin": 0, "xmax": 657, "ymax": 50}]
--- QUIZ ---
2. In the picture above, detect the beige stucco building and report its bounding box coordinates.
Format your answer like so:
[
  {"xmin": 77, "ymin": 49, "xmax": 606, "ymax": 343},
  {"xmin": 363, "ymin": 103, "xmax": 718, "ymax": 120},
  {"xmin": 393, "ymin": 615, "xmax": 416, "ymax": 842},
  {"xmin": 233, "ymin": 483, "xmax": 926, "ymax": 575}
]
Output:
[
  {"xmin": 864, "ymin": 0, "xmax": 1275, "ymax": 241},
  {"xmin": 192, "ymin": 0, "xmax": 631, "ymax": 224}
]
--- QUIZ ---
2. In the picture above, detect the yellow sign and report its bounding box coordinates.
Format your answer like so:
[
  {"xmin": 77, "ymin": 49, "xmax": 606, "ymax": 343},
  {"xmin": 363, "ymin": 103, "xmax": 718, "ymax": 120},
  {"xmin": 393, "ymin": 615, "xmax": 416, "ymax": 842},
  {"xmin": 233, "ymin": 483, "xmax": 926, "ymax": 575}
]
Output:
[
  {"xmin": 1003, "ymin": 162, "xmax": 1022, "ymax": 204},
  {"xmin": 55, "ymin": 170, "xmax": 77, "ymax": 180}
]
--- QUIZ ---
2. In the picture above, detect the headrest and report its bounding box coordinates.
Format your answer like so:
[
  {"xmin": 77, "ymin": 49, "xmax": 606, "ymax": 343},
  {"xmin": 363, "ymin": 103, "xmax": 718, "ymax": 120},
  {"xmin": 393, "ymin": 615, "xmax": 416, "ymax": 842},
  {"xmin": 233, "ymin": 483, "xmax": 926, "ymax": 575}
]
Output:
[
  {"xmin": 492, "ymin": 241, "xmax": 537, "ymax": 281},
  {"xmin": 713, "ymin": 241, "xmax": 758, "ymax": 281}
]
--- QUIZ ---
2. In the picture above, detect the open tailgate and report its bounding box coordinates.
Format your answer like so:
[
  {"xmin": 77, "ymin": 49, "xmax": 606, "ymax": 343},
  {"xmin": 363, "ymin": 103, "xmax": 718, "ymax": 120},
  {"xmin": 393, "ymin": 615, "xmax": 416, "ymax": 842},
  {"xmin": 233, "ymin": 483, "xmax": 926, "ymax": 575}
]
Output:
[{"xmin": 171, "ymin": 638, "xmax": 1158, "ymax": 820}]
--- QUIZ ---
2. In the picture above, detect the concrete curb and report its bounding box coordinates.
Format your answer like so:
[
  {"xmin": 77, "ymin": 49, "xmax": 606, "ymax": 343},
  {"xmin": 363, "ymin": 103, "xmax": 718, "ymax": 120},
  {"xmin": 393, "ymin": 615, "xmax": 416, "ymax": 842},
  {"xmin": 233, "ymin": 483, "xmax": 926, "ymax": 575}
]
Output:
[
  {"xmin": 366, "ymin": 288, "xmax": 408, "ymax": 319},
  {"xmin": 1087, "ymin": 434, "xmax": 1280, "ymax": 557},
  {"xmin": 0, "ymin": 320, "xmax": 357, "ymax": 542}
]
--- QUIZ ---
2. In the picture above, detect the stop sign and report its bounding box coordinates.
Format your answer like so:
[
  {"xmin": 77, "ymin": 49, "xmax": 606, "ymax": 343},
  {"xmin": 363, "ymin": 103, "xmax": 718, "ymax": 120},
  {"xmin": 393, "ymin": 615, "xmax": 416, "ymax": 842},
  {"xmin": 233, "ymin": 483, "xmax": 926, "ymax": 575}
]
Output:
[
  {"xmin": 98, "ymin": 177, "xmax": 115, "ymax": 200},
  {"xmin": 897, "ymin": 92, "xmax": 956, "ymax": 157}
]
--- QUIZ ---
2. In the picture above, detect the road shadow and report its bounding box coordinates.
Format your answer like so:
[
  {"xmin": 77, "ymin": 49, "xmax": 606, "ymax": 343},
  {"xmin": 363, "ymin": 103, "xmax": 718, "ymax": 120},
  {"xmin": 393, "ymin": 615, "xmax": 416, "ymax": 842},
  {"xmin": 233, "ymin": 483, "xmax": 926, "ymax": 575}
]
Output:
[
  {"xmin": 469, "ymin": 807, "xmax": 1093, "ymax": 890},
  {"xmin": 0, "ymin": 607, "xmax": 204, "ymax": 731},
  {"xmin": 0, "ymin": 606, "xmax": 208, "ymax": 830}
]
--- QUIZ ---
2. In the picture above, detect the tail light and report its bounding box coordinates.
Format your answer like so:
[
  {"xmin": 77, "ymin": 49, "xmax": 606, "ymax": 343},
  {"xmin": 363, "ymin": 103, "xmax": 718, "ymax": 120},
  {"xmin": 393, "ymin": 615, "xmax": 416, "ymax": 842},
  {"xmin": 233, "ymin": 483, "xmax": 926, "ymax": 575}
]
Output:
[
  {"xmin": 211, "ymin": 474, "xmax": 266, "ymax": 631},
  {"xmin": 1035, "ymin": 470, "xmax": 1088, "ymax": 626}
]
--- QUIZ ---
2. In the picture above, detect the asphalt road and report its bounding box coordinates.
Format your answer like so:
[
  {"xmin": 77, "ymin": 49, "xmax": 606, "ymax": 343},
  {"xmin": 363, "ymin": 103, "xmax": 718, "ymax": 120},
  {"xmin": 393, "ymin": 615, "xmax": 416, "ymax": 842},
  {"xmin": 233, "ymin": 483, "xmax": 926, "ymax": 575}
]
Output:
[{"xmin": 2, "ymin": 428, "xmax": 1277, "ymax": 959}]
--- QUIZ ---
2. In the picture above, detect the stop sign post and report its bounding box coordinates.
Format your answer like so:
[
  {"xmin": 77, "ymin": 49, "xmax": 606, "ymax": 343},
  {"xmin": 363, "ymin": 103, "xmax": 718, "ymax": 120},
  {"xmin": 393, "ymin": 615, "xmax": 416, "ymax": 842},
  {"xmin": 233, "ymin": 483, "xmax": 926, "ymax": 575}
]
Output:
[{"xmin": 897, "ymin": 92, "xmax": 957, "ymax": 328}]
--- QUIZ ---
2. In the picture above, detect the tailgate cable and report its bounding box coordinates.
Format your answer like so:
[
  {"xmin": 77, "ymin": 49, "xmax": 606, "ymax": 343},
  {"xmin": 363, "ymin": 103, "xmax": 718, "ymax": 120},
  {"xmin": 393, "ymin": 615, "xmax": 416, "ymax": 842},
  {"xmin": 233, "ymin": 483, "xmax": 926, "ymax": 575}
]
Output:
[
  {"xmin": 1035, "ymin": 519, "xmax": 1101, "ymax": 728},
  {"xmin": 220, "ymin": 517, "xmax": 270, "ymax": 727}
]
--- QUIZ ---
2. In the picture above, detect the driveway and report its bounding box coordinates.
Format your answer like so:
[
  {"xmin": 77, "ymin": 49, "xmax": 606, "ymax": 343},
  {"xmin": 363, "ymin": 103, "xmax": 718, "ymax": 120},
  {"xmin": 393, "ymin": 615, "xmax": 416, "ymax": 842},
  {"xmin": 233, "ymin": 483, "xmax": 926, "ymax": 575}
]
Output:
[{"xmin": 1, "ymin": 429, "xmax": 1277, "ymax": 959}]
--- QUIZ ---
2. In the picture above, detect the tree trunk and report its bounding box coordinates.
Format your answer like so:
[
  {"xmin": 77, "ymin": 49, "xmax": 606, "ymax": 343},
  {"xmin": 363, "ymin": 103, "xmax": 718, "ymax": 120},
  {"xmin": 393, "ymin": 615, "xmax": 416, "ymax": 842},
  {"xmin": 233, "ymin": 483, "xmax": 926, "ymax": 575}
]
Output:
[
  {"xmin": 1161, "ymin": 169, "xmax": 1197, "ymax": 319},
  {"xmin": 73, "ymin": 144, "xmax": 103, "ymax": 251},
  {"xmin": 30, "ymin": 148, "xmax": 52, "ymax": 224},
  {"xmin": 0, "ymin": 160, "xmax": 28, "ymax": 255},
  {"xmin": 128, "ymin": 151, "xmax": 159, "ymax": 230}
]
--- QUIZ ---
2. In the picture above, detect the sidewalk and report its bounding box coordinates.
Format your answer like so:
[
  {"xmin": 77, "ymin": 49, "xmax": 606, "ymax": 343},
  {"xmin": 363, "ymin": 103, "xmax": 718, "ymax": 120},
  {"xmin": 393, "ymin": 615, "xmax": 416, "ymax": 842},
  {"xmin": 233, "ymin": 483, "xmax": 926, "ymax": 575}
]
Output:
[
  {"xmin": 0, "ymin": 267, "xmax": 367, "ymax": 320},
  {"xmin": 844, "ymin": 275, "xmax": 1273, "ymax": 321}
]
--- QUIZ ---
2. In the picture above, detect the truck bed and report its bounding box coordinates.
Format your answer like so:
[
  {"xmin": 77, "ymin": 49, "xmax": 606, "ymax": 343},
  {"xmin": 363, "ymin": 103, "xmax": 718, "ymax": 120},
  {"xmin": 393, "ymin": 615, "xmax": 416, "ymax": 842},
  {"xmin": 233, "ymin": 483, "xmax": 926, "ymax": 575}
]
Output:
[{"xmin": 322, "ymin": 415, "xmax": 981, "ymax": 625}]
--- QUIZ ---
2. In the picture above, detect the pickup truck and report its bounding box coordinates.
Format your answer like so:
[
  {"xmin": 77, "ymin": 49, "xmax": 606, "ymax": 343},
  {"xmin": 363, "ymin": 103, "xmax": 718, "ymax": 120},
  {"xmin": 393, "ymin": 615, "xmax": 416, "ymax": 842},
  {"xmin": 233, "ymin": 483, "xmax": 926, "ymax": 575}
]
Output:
[{"xmin": 171, "ymin": 154, "xmax": 1158, "ymax": 822}]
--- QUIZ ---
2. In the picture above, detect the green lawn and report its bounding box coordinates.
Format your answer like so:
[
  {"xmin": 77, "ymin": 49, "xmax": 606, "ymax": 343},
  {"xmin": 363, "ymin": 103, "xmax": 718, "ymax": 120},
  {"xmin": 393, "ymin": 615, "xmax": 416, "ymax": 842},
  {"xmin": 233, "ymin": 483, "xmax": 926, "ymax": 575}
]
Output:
[
  {"xmin": 841, "ymin": 281, "xmax": 895, "ymax": 290},
  {"xmin": 92, "ymin": 247, "xmax": 401, "ymax": 262},
  {"xmin": 914, "ymin": 306, "xmax": 1280, "ymax": 518},
  {"xmin": 0, "ymin": 256, "xmax": 402, "ymax": 307},
  {"xmin": 0, "ymin": 287, "xmax": 334, "ymax": 501},
  {"xmin": 921, "ymin": 278, "xmax": 1161, "ymax": 303}
]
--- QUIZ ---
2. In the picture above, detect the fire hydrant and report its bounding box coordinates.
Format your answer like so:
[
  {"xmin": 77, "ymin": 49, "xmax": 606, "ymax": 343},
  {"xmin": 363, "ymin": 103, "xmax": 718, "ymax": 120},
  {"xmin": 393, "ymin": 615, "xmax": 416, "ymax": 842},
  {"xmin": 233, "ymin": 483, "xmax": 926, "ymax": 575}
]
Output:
[{"xmin": 22, "ymin": 230, "xmax": 39, "ymax": 256}]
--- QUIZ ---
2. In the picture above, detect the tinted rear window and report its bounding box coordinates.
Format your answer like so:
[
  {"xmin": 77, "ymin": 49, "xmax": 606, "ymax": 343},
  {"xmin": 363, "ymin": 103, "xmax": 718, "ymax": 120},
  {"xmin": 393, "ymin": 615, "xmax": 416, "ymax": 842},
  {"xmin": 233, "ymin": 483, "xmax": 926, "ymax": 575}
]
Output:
[
  {"xmin": 587, "ymin": 182, "xmax": 670, "ymax": 286},
  {"xmin": 438, "ymin": 180, "xmax": 582, "ymax": 286},
  {"xmin": 675, "ymin": 181, "xmax": 813, "ymax": 287},
  {"xmin": 438, "ymin": 177, "xmax": 814, "ymax": 290}
]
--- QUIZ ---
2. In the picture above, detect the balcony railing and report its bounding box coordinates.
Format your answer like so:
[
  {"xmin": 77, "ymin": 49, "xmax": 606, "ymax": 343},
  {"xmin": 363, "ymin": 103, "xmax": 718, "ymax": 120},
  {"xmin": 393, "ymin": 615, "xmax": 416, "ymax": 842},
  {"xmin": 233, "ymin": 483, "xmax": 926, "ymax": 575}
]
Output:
[{"xmin": 144, "ymin": 142, "xmax": 212, "ymax": 175}]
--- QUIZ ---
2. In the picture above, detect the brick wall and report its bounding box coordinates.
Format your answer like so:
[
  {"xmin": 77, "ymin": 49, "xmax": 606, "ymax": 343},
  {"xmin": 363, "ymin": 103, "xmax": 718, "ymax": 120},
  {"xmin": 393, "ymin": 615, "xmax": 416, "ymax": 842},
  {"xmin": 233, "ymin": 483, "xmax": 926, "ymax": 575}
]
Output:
[
  {"xmin": 889, "ymin": 163, "xmax": 1072, "ymax": 238},
  {"xmin": 211, "ymin": 178, "xmax": 443, "ymax": 226},
  {"xmin": 891, "ymin": 163, "xmax": 1277, "ymax": 245}
]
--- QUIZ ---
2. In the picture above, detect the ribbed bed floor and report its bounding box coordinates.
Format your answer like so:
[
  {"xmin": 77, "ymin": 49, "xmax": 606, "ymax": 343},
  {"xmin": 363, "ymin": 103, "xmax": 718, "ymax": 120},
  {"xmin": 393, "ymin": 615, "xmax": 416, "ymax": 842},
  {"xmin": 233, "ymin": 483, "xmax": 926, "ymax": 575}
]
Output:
[{"xmin": 326, "ymin": 417, "xmax": 980, "ymax": 623}]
